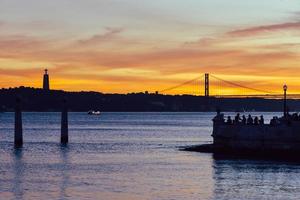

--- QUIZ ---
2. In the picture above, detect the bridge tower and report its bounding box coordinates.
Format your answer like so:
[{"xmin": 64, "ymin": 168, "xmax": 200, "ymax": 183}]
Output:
[
  {"xmin": 283, "ymin": 84, "xmax": 288, "ymax": 117},
  {"xmin": 43, "ymin": 69, "xmax": 50, "ymax": 90},
  {"xmin": 205, "ymin": 73, "xmax": 209, "ymax": 97}
]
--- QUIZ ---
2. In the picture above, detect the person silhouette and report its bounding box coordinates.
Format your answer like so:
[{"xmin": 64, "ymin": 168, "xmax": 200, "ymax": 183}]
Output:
[
  {"xmin": 235, "ymin": 113, "xmax": 241, "ymax": 124},
  {"xmin": 242, "ymin": 115, "xmax": 246, "ymax": 124},
  {"xmin": 259, "ymin": 115, "xmax": 264, "ymax": 125},
  {"xmin": 227, "ymin": 116, "xmax": 233, "ymax": 124},
  {"xmin": 254, "ymin": 117, "xmax": 259, "ymax": 125},
  {"xmin": 247, "ymin": 114, "xmax": 253, "ymax": 125}
]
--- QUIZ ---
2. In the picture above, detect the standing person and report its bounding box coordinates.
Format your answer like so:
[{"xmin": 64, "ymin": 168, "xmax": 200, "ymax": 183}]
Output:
[
  {"xmin": 247, "ymin": 114, "xmax": 253, "ymax": 125},
  {"xmin": 259, "ymin": 115, "xmax": 264, "ymax": 125},
  {"xmin": 254, "ymin": 117, "xmax": 259, "ymax": 125},
  {"xmin": 242, "ymin": 115, "xmax": 246, "ymax": 124},
  {"xmin": 227, "ymin": 116, "xmax": 233, "ymax": 124},
  {"xmin": 235, "ymin": 113, "xmax": 241, "ymax": 124}
]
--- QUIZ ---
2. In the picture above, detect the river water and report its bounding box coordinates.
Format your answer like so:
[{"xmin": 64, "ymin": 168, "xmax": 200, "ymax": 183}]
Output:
[{"xmin": 0, "ymin": 112, "xmax": 300, "ymax": 200}]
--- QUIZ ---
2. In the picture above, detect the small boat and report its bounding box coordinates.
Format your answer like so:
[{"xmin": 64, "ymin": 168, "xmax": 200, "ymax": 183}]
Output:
[{"xmin": 88, "ymin": 110, "xmax": 101, "ymax": 115}]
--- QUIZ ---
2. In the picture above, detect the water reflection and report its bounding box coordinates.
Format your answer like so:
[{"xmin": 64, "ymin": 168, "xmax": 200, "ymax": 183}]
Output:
[
  {"xmin": 59, "ymin": 145, "xmax": 70, "ymax": 200},
  {"xmin": 212, "ymin": 154, "xmax": 300, "ymax": 199},
  {"xmin": 12, "ymin": 148, "xmax": 24, "ymax": 200}
]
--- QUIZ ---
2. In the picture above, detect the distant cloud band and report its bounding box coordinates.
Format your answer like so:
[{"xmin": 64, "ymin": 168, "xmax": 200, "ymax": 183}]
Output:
[{"xmin": 228, "ymin": 21, "xmax": 300, "ymax": 37}]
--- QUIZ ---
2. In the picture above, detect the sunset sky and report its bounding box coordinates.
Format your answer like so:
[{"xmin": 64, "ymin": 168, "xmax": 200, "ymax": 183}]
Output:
[{"xmin": 0, "ymin": 0, "xmax": 300, "ymax": 95}]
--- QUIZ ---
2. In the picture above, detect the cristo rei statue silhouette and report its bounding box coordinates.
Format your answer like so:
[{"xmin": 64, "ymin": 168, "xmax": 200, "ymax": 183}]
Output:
[{"xmin": 43, "ymin": 69, "xmax": 50, "ymax": 90}]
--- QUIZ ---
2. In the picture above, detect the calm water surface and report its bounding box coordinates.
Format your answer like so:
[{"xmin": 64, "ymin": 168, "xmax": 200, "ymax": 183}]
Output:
[{"xmin": 1, "ymin": 112, "xmax": 300, "ymax": 200}]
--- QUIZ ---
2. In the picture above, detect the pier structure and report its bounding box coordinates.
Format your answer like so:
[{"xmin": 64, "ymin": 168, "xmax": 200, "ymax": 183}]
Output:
[
  {"xmin": 14, "ymin": 97, "xmax": 23, "ymax": 147},
  {"xmin": 61, "ymin": 99, "xmax": 69, "ymax": 144},
  {"xmin": 184, "ymin": 84, "xmax": 300, "ymax": 156}
]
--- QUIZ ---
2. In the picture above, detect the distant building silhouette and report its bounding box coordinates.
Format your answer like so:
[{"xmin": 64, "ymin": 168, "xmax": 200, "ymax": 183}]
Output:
[{"xmin": 43, "ymin": 69, "xmax": 50, "ymax": 90}]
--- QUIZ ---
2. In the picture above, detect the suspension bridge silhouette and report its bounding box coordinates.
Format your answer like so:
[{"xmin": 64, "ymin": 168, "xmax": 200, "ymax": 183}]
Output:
[{"xmin": 158, "ymin": 73, "xmax": 300, "ymax": 99}]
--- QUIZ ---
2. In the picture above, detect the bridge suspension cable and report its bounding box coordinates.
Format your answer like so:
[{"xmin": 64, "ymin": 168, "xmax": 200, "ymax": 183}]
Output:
[
  {"xmin": 158, "ymin": 73, "xmax": 282, "ymax": 96},
  {"xmin": 159, "ymin": 74, "xmax": 204, "ymax": 93},
  {"xmin": 210, "ymin": 74, "xmax": 276, "ymax": 94}
]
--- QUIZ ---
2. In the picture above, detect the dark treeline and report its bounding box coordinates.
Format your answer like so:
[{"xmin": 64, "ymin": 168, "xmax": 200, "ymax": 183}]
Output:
[{"xmin": 0, "ymin": 87, "xmax": 300, "ymax": 112}]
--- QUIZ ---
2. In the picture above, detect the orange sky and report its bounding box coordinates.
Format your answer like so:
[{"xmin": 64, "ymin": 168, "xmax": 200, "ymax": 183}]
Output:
[{"xmin": 0, "ymin": 0, "xmax": 300, "ymax": 95}]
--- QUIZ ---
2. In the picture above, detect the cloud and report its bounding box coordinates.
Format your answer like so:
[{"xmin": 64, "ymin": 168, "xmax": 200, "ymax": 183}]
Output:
[
  {"xmin": 0, "ymin": 35, "xmax": 50, "ymax": 51},
  {"xmin": 0, "ymin": 67, "xmax": 40, "ymax": 78},
  {"xmin": 227, "ymin": 21, "xmax": 300, "ymax": 37},
  {"xmin": 1, "ymin": 21, "xmax": 300, "ymax": 93},
  {"xmin": 0, "ymin": 32, "xmax": 298, "ymax": 78},
  {"xmin": 258, "ymin": 43, "xmax": 300, "ymax": 49},
  {"xmin": 183, "ymin": 37, "xmax": 218, "ymax": 47},
  {"xmin": 77, "ymin": 27, "xmax": 124, "ymax": 46}
]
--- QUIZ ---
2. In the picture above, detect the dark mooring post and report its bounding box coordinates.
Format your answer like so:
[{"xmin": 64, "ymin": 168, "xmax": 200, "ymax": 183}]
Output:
[
  {"xmin": 61, "ymin": 99, "xmax": 68, "ymax": 144},
  {"xmin": 14, "ymin": 97, "xmax": 23, "ymax": 147}
]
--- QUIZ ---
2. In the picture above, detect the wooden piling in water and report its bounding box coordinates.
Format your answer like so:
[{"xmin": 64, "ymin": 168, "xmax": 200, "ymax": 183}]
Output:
[
  {"xmin": 14, "ymin": 97, "xmax": 23, "ymax": 147},
  {"xmin": 61, "ymin": 98, "xmax": 68, "ymax": 144}
]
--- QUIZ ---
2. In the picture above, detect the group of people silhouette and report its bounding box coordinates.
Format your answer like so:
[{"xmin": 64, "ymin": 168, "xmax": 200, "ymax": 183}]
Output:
[
  {"xmin": 269, "ymin": 112, "xmax": 300, "ymax": 125},
  {"xmin": 215, "ymin": 109, "xmax": 300, "ymax": 127},
  {"xmin": 226, "ymin": 113, "xmax": 264, "ymax": 125},
  {"xmin": 218, "ymin": 113, "xmax": 264, "ymax": 125}
]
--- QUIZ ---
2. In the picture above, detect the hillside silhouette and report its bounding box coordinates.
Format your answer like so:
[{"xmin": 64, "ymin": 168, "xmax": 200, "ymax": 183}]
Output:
[{"xmin": 1, "ymin": 87, "xmax": 300, "ymax": 112}]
